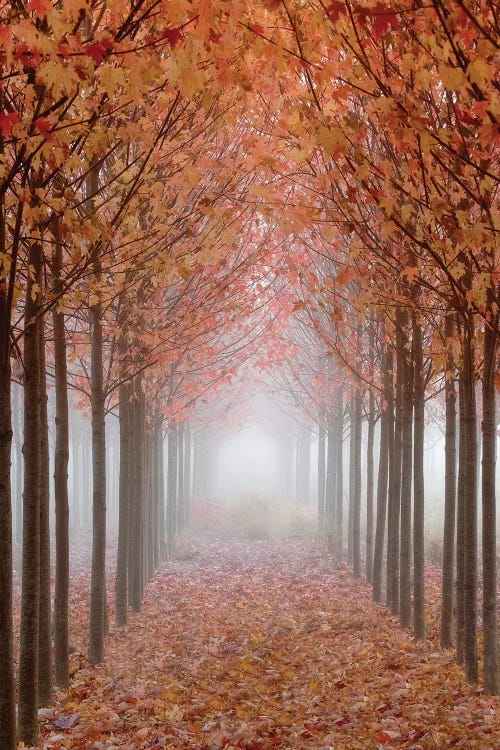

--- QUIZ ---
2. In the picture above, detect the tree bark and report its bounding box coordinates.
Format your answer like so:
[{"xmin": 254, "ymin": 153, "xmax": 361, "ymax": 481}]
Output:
[
  {"xmin": 38, "ymin": 315, "xmax": 53, "ymax": 705},
  {"xmin": 167, "ymin": 422, "xmax": 178, "ymax": 551},
  {"xmin": 399, "ymin": 319, "xmax": 413, "ymax": 629},
  {"xmin": 352, "ymin": 385, "xmax": 362, "ymax": 578},
  {"xmin": 365, "ymin": 389, "xmax": 375, "ymax": 582},
  {"xmin": 387, "ymin": 313, "xmax": 402, "ymax": 612},
  {"xmin": 440, "ymin": 311, "xmax": 456, "ymax": 651},
  {"xmin": 115, "ymin": 380, "xmax": 130, "ymax": 627},
  {"xmin": 325, "ymin": 412, "xmax": 336, "ymax": 523},
  {"xmin": 456, "ymin": 370, "xmax": 466, "ymax": 665},
  {"xmin": 412, "ymin": 313, "xmax": 425, "ymax": 640},
  {"xmin": 18, "ymin": 240, "xmax": 42, "ymax": 745},
  {"xmin": 52, "ymin": 260, "xmax": 70, "ymax": 687},
  {"xmin": 183, "ymin": 424, "xmax": 191, "ymax": 530},
  {"xmin": 88, "ymin": 267, "xmax": 107, "ymax": 664},
  {"xmin": 0, "ymin": 287, "xmax": 15, "ymax": 750},
  {"xmin": 373, "ymin": 348, "xmax": 391, "ymax": 603},
  {"xmin": 335, "ymin": 386, "xmax": 344, "ymax": 545},
  {"xmin": 177, "ymin": 421, "xmax": 185, "ymax": 533},
  {"xmin": 158, "ymin": 429, "xmax": 166, "ymax": 560},
  {"xmin": 462, "ymin": 315, "xmax": 477, "ymax": 683},
  {"xmin": 317, "ymin": 417, "xmax": 326, "ymax": 532},
  {"xmin": 482, "ymin": 319, "xmax": 497, "ymax": 694}
]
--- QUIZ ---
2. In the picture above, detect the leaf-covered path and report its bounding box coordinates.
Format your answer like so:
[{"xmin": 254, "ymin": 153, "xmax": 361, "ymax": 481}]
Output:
[{"xmin": 41, "ymin": 541, "xmax": 499, "ymax": 750}]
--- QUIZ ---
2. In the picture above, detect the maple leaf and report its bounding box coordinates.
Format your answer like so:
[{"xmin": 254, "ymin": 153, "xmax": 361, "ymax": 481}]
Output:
[
  {"xmin": 27, "ymin": 0, "xmax": 52, "ymax": 17},
  {"xmin": 0, "ymin": 112, "xmax": 19, "ymax": 137},
  {"xmin": 370, "ymin": 3, "xmax": 399, "ymax": 40},
  {"xmin": 251, "ymin": 23, "xmax": 265, "ymax": 36},
  {"xmin": 163, "ymin": 27, "xmax": 183, "ymax": 48},
  {"xmin": 84, "ymin": 36, "xmax": 114, "ymax": 65},
  {"xmin": 35, "ymin": 117, "xmax": 55, "ymax": 142},
  {"xmin": 326, "ymin": 2, "xmax": 346, "ymax": 24}
]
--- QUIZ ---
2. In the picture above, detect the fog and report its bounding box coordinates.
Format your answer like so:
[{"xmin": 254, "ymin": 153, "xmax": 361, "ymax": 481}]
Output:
[{"xmin": 216, "ymin": 424, "xmax": 281, "ymax": 499}]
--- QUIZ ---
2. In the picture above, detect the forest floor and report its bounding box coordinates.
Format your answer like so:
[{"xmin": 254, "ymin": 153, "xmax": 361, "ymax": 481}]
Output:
[{"xmin": 35, "ymin": 539, "xmax": 499, "ymax": 750}]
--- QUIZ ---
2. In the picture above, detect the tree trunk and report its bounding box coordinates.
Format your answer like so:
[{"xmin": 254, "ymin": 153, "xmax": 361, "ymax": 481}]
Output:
[
  {"xmin": 88, "ymin": 269, "xmax": 107, "ymax": 664},
  {"xmin": 399, "ymin": 320, "xmax": 413, "ymax": 629},
  {"xmin": 183, "ymin": 424, "xmax": 191, "ymax": 530},
  {"xmin": 325, "ymin": 412, "xmax": 336, "ymax": 523},
  {"xmin": 177, "ymin": 422, "xmax": 185, "ymax": 533},
  {"xmin": 158, "ymin": 429, "xmax": 166, "ymax": 560},
  {"xmin": 462, "ymin": 315, "xmax": 477, "ymax": 683},
  {"xmin": 335, "ymin": 385, "xmax": 344, "ymax": 545},
  {"xmin": 0, "ymin": 292, "xmax": 15, "ymax": 749},
  {"xmin": 167, "ymin": 422, "xmax": 178, "ymax": 551},
  {"xmin": 412, "ymin": 314, "xmax": 425, "ymax": 640},
  {"xmin": 52, "ymin": 259, "xmax": 70, "ymax": 687},
  {"xmin": 12, "ymin": 383, "xmax": 23, "ymax": 548},
  {"xmin": 366, "ymin": 390, "xmax": 375, "ymax": 582},
  {"xmin": 387, "ymin": 313, "xmax": 402, "ymax": 612},
  {"xmin": 115, "ymin": 380, "xmax": 130, "ymax": 627},
  {"xmin": 482, "ymin": 320, "xmax": 497, "ymax": 694},
  {"xmin": 129, "ymin": 379, "xmax": 144, "ymax": 611},
  {"xmin": 348, "ymin": 398, "xmax": 355, "ymax": 565},
  {"xmin": 440, "ymin": 311, "xmax": 456, "ymax": 651},
  {"xmin": 18, "ymin": 240, "xmax": 42, "ymax": 745},
  {"xmin": 352, "ymin": 385, "xmax": 362, "ymax": 579},
  {"xmin": 38, "ymin": 316, "xmax": 53, "ymax": 705},
  {"xmin": 317, "ymin": 418, "xmax": 326, "ymax": 532},
  {"xmin": 373, "ymin": 348, "xmax": 391, "ymax": 603},
  {"xmin": 456, "ymin": 371, "xmax": 466, "ymax": 665}
]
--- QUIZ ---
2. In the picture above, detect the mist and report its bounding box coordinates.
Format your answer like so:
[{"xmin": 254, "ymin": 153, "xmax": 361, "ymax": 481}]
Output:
[{"xmin": 215, "ymin": 424, "xmax": 281, "ymax": 499}]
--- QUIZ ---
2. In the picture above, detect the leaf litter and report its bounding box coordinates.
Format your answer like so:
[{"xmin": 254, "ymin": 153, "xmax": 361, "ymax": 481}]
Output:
[{"xmin": 38, "ymin": 540, "xmax": 499, "ymax": 750}]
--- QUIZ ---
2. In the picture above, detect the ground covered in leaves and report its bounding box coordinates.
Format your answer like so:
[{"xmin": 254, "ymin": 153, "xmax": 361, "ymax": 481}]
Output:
[{"xmin": 37, "ymin": 540, "xmax": 499, "ymax": 750}]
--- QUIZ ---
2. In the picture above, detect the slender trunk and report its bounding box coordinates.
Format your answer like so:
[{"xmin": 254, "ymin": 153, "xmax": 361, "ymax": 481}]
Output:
[
  {"xmin": 177, "ymin": 422, "xmax": 185, "ymax": 534},
  {"xmin": 52, "ymin": 262, "xmax": 70, "ymax": 687},
  {"xmin": 325, "ymin": 412, "xmax": 336, "ymax": 523},
  {"xmin": 167, "ymin": 422, "xmax": 178, "ymax": 551},
  {"xmin": 399, "ymin": 320, "xmax": 413, "ymax": 629},
  {"xmin": 139, "ymin": 390, "xmax": 146, "ymax": 600},
  {"xmin": 440, "ymin": 312, "xmax": 456, "ymax": 650},
  {"xmin": 158, "ymin": 431, "xmax": 166, "ymax": 559},
  {"xmin": 183, "ymin": 424, "xmax": 191, "ymax": 529},
  {"xmin": 412, "ymin": 314, "xmax": 425, "ymax": 640},
  {"xmin": 387, "ymin": 313, "xmax": 402, "ymax": 612},
  {"xmin": 482, "ymin": 320, "xmax": 497, "ymax": 694},
  {"xmin": 18, "ymin": 241, "xmax": 42, "ymax": 745},
  {"xmin": 38, "ymin": 316, "xmax": 52, "ymax": 705},
  {"xmin": 0, "ymin": 297, "xmax": 15, "ymax": 749},
  {"xmin": 348, "ymin": 398, "xmax": 355, "ymax": 565},
  {"xmin": 115, "ymin": 380, "xmax": 130, "ymax": 627},
  {"xmin": 317, "ymin": 418, "xmax": 326, "ymax": 532},
  {"xmin": 152, "ymin": 420, "xmax": 160, "ymax": 571},
  {"xmin": 335, "ymin": 386, "xmax": 344, "ymax": 543},
  {"xmin": 13, "ymin": 383, "xmax": 23, "ymax": 547},
  {"xmin": 462, "ymin": 316, "xmax": 477, "ymax": 683},
  {"xmin": 129, "ymin": 381, "xmax": 144, "ymax": 611},
  {"xmin": 456, "ymin": 371, "xmax": 466, "ymax": 665},
  {"xmin": 88, "ymin": 270, "xmax": 107, "ymax": 664},
  {"xmin": 352, "ymin": 386, "xmax": 362, "ymax": 578},
  {"xmin": 373, "ymin": 348, "xmax": 391, "ymax": 603},
  {"xmin": 366, "ymin": 391, "xmax": 375, "ymax": 582}
]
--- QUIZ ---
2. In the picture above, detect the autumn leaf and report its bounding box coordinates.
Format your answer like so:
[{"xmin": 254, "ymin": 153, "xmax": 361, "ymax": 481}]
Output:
[{"xmin": 0, "ymin": 112, "xmax": 19, "ymax": 137}]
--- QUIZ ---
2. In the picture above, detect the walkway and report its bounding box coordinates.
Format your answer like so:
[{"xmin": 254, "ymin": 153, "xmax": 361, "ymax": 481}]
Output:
[{"xmin": 41, "ymin": 540, "xmax": 499, "ymax": 749}]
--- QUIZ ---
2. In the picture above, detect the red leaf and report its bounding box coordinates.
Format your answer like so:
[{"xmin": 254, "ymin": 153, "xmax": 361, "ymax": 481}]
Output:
[
  {"xmin": 35, "ymin": 117, "xmax": 55, "ymax": 142},
  {"xmin": 251, "ymin": 24, "xmax": 264, "ymax": 36},
  {"xmin": 326, "ymin": 2, "xmax": 346, "ymax": 23},
  {"xmin": 371, "ymin": 4, "xmax": 399, "ymax": 40},
  {"xmin": 27, "ymin": 0, "xmax": 52, "ymax": 16},
  {"xmin": 0, "ymin": 112, "xmax": 19, "ymax": 137},
  {"xmin": 84, "ymin": 36, "xmax": 114, "ymax": 65},
  {"xmin": 164, "ymin": 27, "xmax": 183, "ymax": 48}
]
